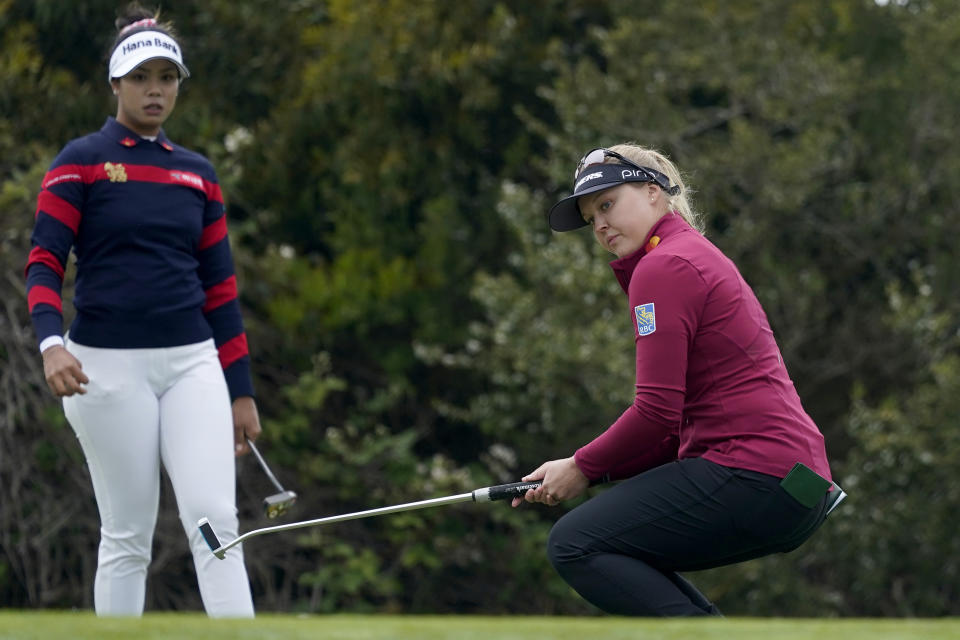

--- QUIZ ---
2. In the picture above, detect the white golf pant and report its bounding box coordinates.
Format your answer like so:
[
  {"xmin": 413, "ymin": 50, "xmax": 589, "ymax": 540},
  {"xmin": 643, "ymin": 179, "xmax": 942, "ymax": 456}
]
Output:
[{"xmin": 63, "ymin": 337, "xmax": 254, "ymax": 617}]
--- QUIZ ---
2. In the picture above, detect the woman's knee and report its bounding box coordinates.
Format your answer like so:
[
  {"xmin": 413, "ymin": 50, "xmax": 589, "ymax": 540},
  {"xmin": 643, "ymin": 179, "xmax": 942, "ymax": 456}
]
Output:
[
  {"xmin": 180, "ymin": 500, "xmax": 239, "ymax": 541},
  {"xmin": 547, "ymin": 513, "xmax": 585, "ymax": 570},
  {"xmin": 99, "ymin": 525, "xmax": 154, "ymax": 565}
]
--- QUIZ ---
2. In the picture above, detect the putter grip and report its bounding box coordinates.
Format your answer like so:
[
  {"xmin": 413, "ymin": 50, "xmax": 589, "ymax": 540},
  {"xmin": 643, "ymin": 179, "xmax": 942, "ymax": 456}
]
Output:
[{"xmin": 484, "ymin": 480, "xmax": 543, "ymax": 501}]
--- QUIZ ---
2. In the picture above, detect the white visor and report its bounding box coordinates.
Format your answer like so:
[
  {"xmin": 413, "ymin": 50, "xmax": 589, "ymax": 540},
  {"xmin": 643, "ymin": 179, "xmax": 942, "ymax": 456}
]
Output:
[{"xmin": 108, "ymin": 30, "xmax": 189, "ymax": 82}]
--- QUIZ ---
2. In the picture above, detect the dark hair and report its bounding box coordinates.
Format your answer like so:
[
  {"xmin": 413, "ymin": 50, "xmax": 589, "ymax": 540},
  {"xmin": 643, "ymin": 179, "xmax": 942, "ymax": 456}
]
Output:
[{"xmin": 110, "ymin": 2, "xmax": 178, "ymax": 54}]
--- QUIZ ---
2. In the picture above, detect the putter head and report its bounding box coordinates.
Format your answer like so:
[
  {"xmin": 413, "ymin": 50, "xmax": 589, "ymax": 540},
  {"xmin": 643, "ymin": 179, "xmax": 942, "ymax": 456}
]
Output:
[
  {"xmin": 263, "ymin": 490, "xmax": 298, "ymax": 519},
  {"xmin": 197, "ymin": 517, "xmax": 226, "ymax": 560}
]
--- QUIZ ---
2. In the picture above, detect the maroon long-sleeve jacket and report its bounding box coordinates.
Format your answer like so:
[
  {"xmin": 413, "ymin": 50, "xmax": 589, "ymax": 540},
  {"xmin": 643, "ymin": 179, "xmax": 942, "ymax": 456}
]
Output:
[{"xmin": 574, "ymin": 212, "xmax": 831, "ymax": 483}]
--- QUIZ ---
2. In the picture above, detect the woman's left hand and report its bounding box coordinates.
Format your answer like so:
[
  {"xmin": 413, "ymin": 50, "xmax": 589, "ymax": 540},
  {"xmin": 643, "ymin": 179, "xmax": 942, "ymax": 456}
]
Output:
[
  {"xmin": 231, "ymin": 396, "xmax": 262, "ymax": 456},
  {"xmin": 511, "ymin": 456, "xmax": 589, "ymax": 507}
]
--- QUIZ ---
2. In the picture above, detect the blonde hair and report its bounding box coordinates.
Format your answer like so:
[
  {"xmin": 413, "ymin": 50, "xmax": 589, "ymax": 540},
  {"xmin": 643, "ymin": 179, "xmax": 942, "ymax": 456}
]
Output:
[{"xmin": 605, "ymin": 143, "xmax": 703, "ymax": 233}]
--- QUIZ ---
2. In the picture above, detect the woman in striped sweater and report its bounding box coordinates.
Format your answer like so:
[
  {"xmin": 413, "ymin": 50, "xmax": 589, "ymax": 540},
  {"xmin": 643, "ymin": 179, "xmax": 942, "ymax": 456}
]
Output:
[{"xmin": 25, "ymin": 3, "xmax": 258, "ymax": 618}]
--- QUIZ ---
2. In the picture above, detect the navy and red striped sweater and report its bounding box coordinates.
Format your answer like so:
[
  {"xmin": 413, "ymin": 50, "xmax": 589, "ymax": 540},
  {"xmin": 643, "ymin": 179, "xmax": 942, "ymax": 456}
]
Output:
[{"xmin": 25, "ymin": 117, "xmax": 253, "ymax": 398}]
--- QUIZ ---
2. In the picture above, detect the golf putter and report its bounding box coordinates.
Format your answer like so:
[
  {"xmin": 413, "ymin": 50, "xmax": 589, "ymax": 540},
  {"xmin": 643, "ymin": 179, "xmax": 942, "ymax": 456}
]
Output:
[
  {"xmin": 247, "ymin": 438, "xmax": 298, "ymax": 518},
  {"xmin": 198, "ymin": 480, "xmax": 542, "ymax": 559}
]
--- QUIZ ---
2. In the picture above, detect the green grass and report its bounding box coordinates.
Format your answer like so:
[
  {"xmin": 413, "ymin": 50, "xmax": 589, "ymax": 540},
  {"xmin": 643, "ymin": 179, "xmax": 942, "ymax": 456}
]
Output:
[{"xmin": 0, "ymin": 612, "xmax": 958, "ymax": 640}]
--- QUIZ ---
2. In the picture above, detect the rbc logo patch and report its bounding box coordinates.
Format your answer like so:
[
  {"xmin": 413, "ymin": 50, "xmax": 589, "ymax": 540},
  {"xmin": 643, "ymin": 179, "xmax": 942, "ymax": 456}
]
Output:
[{"xmin": 634, "ymin": 303, "xmax": 656, "ymax": 336}]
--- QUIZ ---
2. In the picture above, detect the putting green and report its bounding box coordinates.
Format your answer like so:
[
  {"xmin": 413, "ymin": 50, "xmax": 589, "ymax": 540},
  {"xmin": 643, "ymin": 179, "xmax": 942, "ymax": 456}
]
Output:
[{"xmin": 0, "ymin": 612, "xmax": 958, "ymax": 640}]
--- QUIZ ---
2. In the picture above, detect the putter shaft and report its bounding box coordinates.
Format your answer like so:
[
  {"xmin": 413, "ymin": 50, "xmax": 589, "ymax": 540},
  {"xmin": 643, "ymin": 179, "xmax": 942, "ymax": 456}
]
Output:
[
  {"xmin": 247, "ymin": 438, "xmax": 298, "ymax": 518},
  {"xmin": 199, "ymin": 480, "xmax": 541, "ymax": 559},
  {"xmin": 247, "ymin": 438, "xmax": 286, "ymax": 494}
]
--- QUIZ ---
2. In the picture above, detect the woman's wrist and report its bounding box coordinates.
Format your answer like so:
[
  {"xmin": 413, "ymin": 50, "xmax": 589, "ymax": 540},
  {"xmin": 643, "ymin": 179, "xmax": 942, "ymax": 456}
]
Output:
[{"xmin": 39, "ymin": 335, "xmax": 65, "ymax": 353}]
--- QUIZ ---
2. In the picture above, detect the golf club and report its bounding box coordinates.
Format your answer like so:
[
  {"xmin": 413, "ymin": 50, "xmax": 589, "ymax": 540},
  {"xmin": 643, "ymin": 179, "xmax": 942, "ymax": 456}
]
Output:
[
  {"xmin": 246, "ymin": 438, "xmax": 298, "ymax": 518},
  {"xmin": 198, "ymin": 480, "xmax": 542, "ymax": 560}
]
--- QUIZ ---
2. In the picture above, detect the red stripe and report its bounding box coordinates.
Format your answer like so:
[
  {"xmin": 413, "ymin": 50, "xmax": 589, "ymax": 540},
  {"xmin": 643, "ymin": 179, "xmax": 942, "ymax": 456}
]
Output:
[
  {"xmin": 25, "ymin": 247, "xmax": 65, "ymax": 279},
  {"xmin": 205, "ymin": 181, "xmax": 223, "ymax": 203},
  {"xmin": 43, "ymin": 163, "xmax": 222, "ymax": 202},
  {"xmin": 203, "ymin": 275, "xmax": 237, "ymax": 312},
  {"xmin": 36, "ymin": 190, "xmax": 81, "ymax": 233},
  {"xmin": 199, "ymin": 216, "xmax": 228, "ymax": 250},
  {"xmin": 218, "ymin": 334, "xmax": 248, "ymax": 369},
  {"xmin": 27, "ymin": 285, "xmax": 63, "ymax": 313},
  {"xmin": 91, "ymin": 164, "xmax": 222, "ymax": 202}
]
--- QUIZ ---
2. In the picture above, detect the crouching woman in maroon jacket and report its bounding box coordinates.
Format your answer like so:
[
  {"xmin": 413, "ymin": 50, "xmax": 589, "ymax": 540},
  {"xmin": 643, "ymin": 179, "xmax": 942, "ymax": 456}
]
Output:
[{"xmin": 513, "ymin": 144, "xmax": 842, "ymax": 616}]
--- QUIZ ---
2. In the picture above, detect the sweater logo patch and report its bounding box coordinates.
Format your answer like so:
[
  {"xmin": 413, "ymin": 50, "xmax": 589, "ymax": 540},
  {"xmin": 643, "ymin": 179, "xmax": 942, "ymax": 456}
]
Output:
[
  {"xmin": 104, "ymin": 162, "xmax": 127, "ymax": 182},
  {"xmin": 170, "ymin": 171, "xmax": 203, "ymax": 190},
  {"xmin": 634, "ymin": 303, "xmax": 656, "ymax": 336}
]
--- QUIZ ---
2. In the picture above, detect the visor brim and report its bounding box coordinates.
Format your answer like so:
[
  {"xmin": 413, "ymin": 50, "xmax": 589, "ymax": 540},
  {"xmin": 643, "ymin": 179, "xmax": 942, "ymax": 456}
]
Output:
[
  {"xmin": 547, "ymin": 181, "xmax": 621, "ymax": 232},
  {"xmin": 111, "ymin": 55, "xmax": 190, "ymax": 80}
]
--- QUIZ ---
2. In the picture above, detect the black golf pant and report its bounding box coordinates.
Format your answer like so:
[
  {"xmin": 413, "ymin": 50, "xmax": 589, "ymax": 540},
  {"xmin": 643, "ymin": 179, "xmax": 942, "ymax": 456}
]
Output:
[{"xmin": 548, "ymin": 457, "xmax": 829, "ymax": 616}]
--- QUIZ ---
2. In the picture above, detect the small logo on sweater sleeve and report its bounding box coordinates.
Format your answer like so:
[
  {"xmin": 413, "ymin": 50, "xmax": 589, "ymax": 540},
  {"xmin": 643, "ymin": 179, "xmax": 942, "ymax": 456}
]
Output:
[
  {"xmin": 170, "ymin": 171, "xmax": 204, "ymax": 189},
  {"xmin": 634, "ymin": 303, "xmax": 656, "ymax": 336}
]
